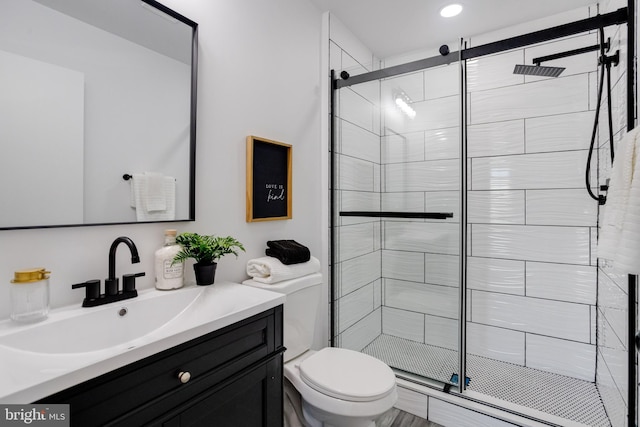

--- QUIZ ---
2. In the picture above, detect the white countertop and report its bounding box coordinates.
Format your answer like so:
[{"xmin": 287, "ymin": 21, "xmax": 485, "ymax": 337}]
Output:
[{"xmin": 0, "ymin": 282, "xmax": 285, "ymax": 403}]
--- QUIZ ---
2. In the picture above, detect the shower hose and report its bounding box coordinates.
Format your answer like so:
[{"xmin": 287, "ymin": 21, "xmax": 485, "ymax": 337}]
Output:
[{"xmin": 585, "ymin": 27, "xmax": 616, "ymax": 205}]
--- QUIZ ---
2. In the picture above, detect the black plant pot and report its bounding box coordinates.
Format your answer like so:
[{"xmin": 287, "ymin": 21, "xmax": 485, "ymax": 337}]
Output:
[{"xmin": 194, "ymin": 262, "xmax": 217, "ymax": 286}]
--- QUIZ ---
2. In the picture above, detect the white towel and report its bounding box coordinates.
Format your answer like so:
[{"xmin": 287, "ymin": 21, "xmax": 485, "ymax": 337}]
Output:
[
  {"xmin": 246, "ymin": 256, "xmax": 320, "ymax": 284},
  {"xmin": 598, "ymin": 126, "xmax": 640, "ymax": 274},
  {"xmin": 145, "ymin": 172, "xmax": 166, "ymax": 211},
  {"xmin": 130, "ymin": 173, "xmax": 176, "ymax": 221}
]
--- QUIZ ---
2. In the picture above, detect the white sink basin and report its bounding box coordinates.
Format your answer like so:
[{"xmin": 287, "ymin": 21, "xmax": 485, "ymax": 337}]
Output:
[
  {"xmin": 0, "ymin": 282, "xmax": 285, "ymax": 403},
  {"xmin": 0, "ymin": 286, "xmax": 203, "ymax": 354}
]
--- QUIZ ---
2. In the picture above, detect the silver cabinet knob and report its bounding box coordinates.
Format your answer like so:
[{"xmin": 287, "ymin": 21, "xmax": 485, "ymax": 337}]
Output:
[{"xmin": 178, "ymin": 371, "xmax": 191, "ymax": 384}]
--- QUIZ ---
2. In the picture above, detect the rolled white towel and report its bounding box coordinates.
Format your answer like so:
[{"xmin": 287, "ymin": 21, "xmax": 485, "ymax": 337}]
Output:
[{"xmin": 246, "ymin": 256, "xmax": 320, "ymax": 284}]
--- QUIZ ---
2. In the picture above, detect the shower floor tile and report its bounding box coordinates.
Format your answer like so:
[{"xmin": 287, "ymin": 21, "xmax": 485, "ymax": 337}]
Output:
[{"xmin": 363, "ymin": 334, "xmax": 610, "ymax": 427}]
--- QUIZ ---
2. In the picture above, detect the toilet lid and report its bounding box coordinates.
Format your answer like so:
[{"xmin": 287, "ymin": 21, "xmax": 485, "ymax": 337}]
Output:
[{"xmin": 299, "ymin": 347, "xmax": 396, "ymax": 402}]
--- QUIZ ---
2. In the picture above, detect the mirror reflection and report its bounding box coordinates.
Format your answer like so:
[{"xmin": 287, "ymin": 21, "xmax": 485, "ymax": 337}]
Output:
[{"xmin": 0, "ymin": 0, "xmax": 196, "ymax": 229}]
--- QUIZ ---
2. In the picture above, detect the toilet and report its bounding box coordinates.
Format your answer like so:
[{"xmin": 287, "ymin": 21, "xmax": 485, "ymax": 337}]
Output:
[{"xmin": 243, "ymin": 273, "xmax": 397, "ymax": 427}]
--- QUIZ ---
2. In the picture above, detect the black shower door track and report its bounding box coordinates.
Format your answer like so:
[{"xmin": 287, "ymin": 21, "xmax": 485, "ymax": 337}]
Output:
[
  {"xmin": 330, "ymin": 3, "xmax": 636, "ymax": 424},
  {"xmin": 333, "ymin": 7, "xmax": 629, "ymax": 90}
]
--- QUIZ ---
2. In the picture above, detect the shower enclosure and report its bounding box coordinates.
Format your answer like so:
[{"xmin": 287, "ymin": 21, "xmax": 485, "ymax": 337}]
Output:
[{"xmin": 330, "ymin": 4, "xmax": 634, "ymax": 427}]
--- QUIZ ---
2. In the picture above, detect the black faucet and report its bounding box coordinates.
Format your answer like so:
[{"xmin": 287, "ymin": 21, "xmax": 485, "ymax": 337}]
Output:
[
  {"xmin": 72, "ymin": 236, "xmax": 145, "ymax": 307},
  {"xmin": 105, "ymin": 236, "xmax": 140, "ymax": 296}
]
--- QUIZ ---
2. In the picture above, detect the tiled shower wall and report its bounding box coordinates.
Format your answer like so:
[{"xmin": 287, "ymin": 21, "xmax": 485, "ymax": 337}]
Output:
[
  {"xmin": 596, "ymin": 0, "xmax": 633, "ymax": 425},
  {"xmin": 464, "ymin": 18, "xmax": 601, "ymax": 382},
  {"xmin": 329, "ymin": 14, "xmax": 385, "ymax": 350},
  {"xmin": 378, "ymin": 64, "xmax": 461, "ymax": 351},
  {"xmin": 331, "ymin": 6, "xmax": 633, "ymax": 420},
  {"xmin": 375, "ymin": 17, "xmax": 602, "ymax": 383},
  {"xmin": 334, "ymin": 5, "xmax": 604, "ymax": 382}
]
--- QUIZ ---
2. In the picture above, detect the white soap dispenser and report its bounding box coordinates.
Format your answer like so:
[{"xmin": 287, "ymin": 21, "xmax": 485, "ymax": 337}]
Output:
[{"xmin": 155, "ymin": 229, "xmax": 184, "ymax": 290}]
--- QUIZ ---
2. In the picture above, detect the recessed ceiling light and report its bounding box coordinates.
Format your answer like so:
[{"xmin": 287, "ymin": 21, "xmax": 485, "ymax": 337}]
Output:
[{"xmin": 440, "ymin": 4, "xmax": 463, "ymax": 18}]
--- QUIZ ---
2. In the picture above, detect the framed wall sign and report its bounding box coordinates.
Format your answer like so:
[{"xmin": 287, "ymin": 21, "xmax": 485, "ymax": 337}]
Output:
[{"xmin": 246, "ymin": 136, "xmax": 292, "ymax": 222}]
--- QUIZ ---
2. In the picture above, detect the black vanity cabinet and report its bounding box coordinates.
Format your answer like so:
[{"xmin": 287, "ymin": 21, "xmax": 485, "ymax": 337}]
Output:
[{"xmin": 37, "ymin": 306, "xmax": 284, "ymax": 427}]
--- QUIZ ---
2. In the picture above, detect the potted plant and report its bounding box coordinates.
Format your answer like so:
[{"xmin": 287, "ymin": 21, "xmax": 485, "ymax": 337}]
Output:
[{"xmin": 173, "ymin": 232, "xmax": 245, "ymax": 285}]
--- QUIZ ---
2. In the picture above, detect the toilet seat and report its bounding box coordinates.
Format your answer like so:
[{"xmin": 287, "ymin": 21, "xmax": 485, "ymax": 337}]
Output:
[{"xmin": 299, "ymin": 347, "xmax": 396, "ymax": 402}]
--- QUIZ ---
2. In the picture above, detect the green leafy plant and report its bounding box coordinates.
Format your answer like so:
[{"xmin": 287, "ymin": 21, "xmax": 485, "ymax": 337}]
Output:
[{"xmin": 173, "ymin": 232, "xmax": 245, "ymax": 265}]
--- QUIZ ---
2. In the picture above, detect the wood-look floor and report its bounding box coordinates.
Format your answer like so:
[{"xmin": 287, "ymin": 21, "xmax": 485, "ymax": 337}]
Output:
[{"xmin": 376, "ymin": 408, "xmax": 444, "ymax": 427}]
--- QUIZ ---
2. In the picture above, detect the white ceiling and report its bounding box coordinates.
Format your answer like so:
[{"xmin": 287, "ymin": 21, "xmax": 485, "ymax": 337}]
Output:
[{"xmin": 308, "ymin": 0, "xmax": 600, "ymax": 58}]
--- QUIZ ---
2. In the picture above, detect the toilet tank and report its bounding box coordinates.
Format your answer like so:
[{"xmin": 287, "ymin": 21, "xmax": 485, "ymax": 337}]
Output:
[{"xmin": 243, "ymin": 273, "xmax": 322, "ymax": 362}]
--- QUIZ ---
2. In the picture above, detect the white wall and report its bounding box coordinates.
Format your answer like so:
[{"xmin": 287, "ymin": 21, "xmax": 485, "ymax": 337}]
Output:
[{"xmin": 0, "ymin": 0, "xmax": 326, "ymax": 347}]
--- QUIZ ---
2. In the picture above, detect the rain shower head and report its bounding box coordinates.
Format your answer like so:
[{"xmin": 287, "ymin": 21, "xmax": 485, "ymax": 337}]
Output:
[{"xmin": 513, "ymin": 64, "xmax": 565, "ymax": 78}]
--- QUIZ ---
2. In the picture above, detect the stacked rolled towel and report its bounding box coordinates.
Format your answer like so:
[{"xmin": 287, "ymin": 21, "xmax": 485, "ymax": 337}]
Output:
[
  {"xmin": 246, "ymin": 255, "xmax": 320, "ymax": 284},
  {"xmin": 266, "ymin": 240, "xmax": 310, "ymax": 265}
]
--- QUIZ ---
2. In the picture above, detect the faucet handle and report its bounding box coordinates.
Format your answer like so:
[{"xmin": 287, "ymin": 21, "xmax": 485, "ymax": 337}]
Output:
[
  {"xmin": 72, "ymin": 280, "xmax": 101, "ymax": 301},
  {"xmin": 123, "ymin": 272, "xmax": 145, "ymax": 293},
  {"xmin": 104, "ymin": 277, "xmax": 119, "ymax": 296}
]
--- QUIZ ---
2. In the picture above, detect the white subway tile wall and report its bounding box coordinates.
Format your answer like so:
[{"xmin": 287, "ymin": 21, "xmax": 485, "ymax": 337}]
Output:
[
  {"xmin": 468, "ymin": 190, "xmax": 525, "ymax": 224},
  {"xmin": 466, "ymin": 322, "xmax": 525, "ymax": 365},
  {"xmin": 381, "ymin": 131, "xmax": 425, "ymax": 164},
  {"xmin": 425, "ymin": 127, "xmax": 460, "ymax": 161},
  {"xmin": 525, "ymin": 262, "xmax": 596, "ymax": 304},
  {"xmin": 337, "ymin": 282, "xmax": 376, "ymax": 333},
  {"xmin": 467, "ymin": 119, "xmax": 524, "ymax": 158},
  {"xmin": 467, "ymin": 257, "xmax": 525, "ymax": 295},
  {"xmin": 470, "ymin": 151, "xmax": 589, "ymax": 190},
  {"xmin": 424, "ymin": 315, "xmax": 458, "ymax": 350},
  {"xmin": 471, "ymin": 224, "xmax": 591, "ymax": 264},
  {"xmin": 525, "ymin": 189, "xmax": 597, "ymax": 226},
  {"xmin": 384, "ymin": 159, "xmax": 459, "ymax": 192},
  {"xmin": 525, "ymin": 111, "xmax": 594, "ymax": 153},
  {"xmin": 382, "ymin": 306, "xmax": 425, "ymax": 342},
  {"xmin": 469, "ymin": 74, "xmax": 590, "ymax": 124},
  {"xmin": 384, "ymin": 279, "xmax": 459, "ymax": 319},
  {"xmin": 341, "ymin": 120, "xmax": 380, "ymax": 163},
  {"xmin": 525, "ymin": 334, "xmax": 596, "ymax": 381},
  {"xmin": 331, "ymin": 22, "xmax": 384, "ymax": 352},
  {"xmin": 338, "ymin": 251, "xmax": 380, "ymax": 297},
  {"xmin": 471, "ymin": 291, "xmax": 591, "ymax": 342},
  {"xmin": 338, "ymin": 308, "xmax": 382, "ymax": 351}
]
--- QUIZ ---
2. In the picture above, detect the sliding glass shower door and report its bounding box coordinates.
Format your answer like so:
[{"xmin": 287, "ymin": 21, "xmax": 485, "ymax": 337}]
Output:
[
  {"xmin": 331, "ymin": 61, "xmax": 462, "ymax": 387},
  {"xmin": 331, "ymin": 33, "xmax": 616, "ymax": 427}
]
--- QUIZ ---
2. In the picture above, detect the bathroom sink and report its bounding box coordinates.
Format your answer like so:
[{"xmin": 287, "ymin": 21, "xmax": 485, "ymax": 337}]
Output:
[
  {"xmin": 0, "ymin": 281, "xmax": 286, "ymax": 403},
  {"xmin": 0, "ymin": 286, "xmax": 204, "ymax": 354}
]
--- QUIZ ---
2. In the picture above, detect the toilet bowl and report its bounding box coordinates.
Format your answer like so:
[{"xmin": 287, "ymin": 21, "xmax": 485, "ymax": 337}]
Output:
[
  {"xmin": 285, "ymin": 347, "xmax": 397, "ymax": 427},
  {"xmin": 243, "ymin": 273, "xmax": 397, "ymax": 427}
]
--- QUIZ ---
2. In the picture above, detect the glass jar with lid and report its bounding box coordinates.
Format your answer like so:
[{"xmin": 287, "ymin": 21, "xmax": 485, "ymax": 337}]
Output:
[{"xmin": 10, "ymin": 268, "xmax": 50, "ymax": 323}]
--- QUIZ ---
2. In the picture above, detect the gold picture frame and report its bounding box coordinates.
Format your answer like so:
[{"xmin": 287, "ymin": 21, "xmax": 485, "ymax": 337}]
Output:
[{"xmin": 246, "ymin": 136, "xmax": 292, "ymax": 222}]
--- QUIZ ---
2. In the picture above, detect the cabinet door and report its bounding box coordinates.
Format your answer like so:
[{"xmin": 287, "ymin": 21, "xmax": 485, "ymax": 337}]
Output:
[{"xmin": 158, "ymin": 356, "xmax": 283, "ymax": 427}]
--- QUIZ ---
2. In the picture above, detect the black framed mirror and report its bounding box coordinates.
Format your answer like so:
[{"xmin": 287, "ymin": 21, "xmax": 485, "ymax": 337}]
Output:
[{"xmin": 0, "ymin": 0, "xmax": 197, "ymax": 229}]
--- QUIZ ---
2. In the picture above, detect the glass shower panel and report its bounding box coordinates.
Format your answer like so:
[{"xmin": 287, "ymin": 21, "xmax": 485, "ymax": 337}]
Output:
[
  {"xmin": 463, "ymin": 39, "xmax": 610, "ymax": 426},
  {"xmin": 332, "ymin": 63, "xmax": 461, "ymax": 386}
]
